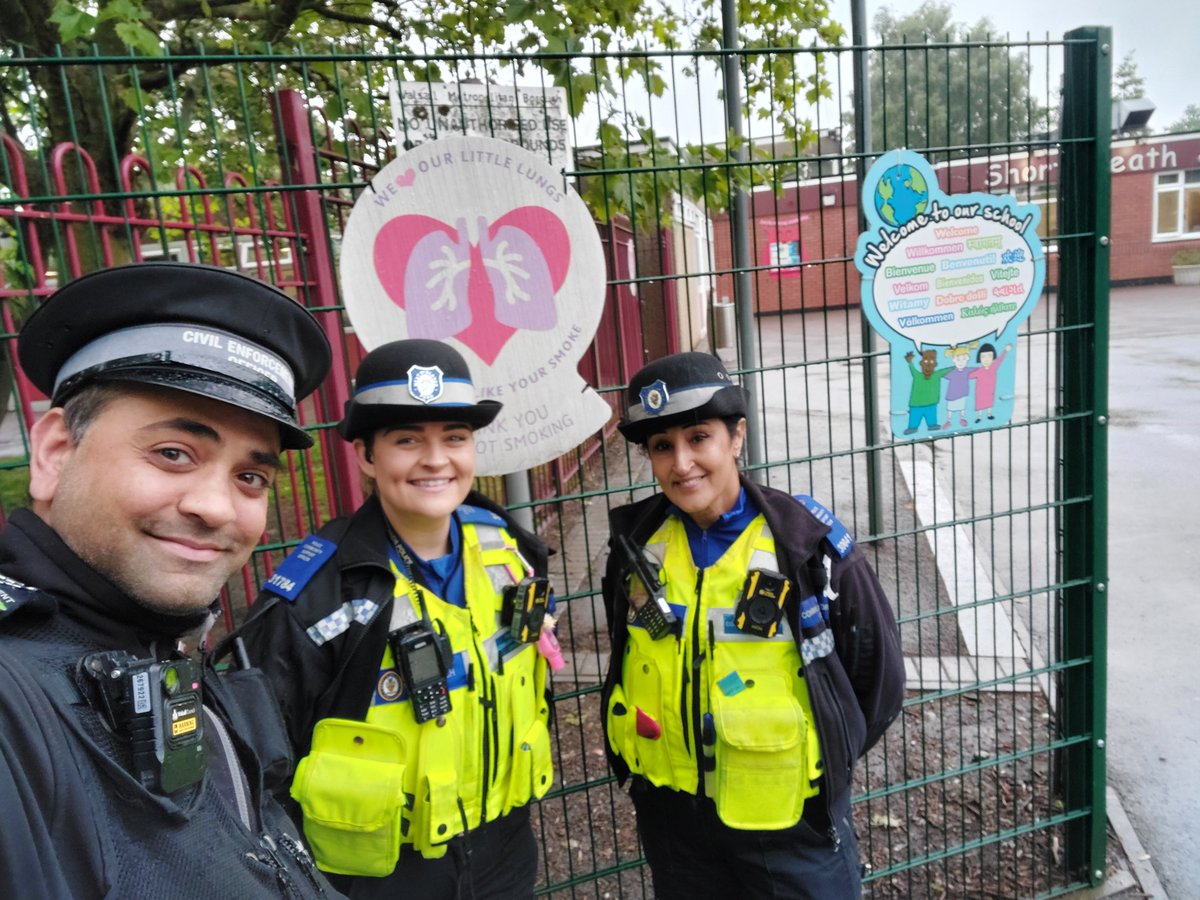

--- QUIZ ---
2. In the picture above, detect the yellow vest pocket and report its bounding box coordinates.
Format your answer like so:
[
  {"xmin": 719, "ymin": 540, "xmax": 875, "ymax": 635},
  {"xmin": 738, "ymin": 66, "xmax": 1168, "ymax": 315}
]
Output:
[
  {"xmin": 710, "ymin": 671, "xmax": 813, "ymax": 830},
  {"xmin": 618, "ymin": 649, "xmax": 678, "ymax": 785},
  {"xmin": 290, "ymin": 718, "xmax": 407, "ymax": 877},
  {"xmin": 509, "ymin": 718, "xmax": 553, "ymax": 810},
  {"xmin": 417, "ymin": 767, "xmax": 462, "ymax": 854}
]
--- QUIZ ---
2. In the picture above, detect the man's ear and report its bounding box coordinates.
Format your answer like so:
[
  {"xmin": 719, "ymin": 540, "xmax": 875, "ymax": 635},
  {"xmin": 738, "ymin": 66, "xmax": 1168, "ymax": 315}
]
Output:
[{"xmin": 28, "ymin": 408, "xmax": 74, "ymax": 505}]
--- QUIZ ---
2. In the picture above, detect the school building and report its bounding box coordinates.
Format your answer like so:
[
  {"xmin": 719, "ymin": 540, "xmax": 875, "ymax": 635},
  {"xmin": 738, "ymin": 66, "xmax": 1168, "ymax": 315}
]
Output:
[{"xmin": 711, "ymin": 132, "xmax": 1200, "ymax": 313}]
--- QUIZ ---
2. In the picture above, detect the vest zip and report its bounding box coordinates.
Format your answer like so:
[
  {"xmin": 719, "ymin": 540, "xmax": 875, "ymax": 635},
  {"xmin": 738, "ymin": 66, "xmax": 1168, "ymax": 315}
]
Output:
[
  {"xmin": 688, "ymin": 571, "xmax": 706, "ymax": 786},
  {"xmin": 249, "ymin": 833, "xmax": 303, "ymax": 898},
  {"xmin": 467, "ymin": 618, "xmax": 494, "ymax": 824},
  {"xmin": 276, "ymin": 831, "xmax": 327, "ymax": 896}
]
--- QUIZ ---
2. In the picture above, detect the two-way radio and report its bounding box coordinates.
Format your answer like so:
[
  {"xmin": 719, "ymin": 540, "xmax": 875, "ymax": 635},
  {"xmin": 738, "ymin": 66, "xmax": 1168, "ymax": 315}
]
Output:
[
  {"xmin": 389, "ymin": 624, "xmax": 454, "ymax": 724},
  {"xmin": 616, "ymin": 534, "xmax": 678, "ymax": 640}
]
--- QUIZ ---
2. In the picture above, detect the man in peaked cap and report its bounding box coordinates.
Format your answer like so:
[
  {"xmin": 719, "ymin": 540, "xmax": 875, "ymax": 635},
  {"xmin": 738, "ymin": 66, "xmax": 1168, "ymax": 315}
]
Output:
[
  {"xmin": 235, "ymin": 338, "xmax": 557, "ymax": 899},
  {"xmin": 0, "ymin": 263, "xmax": 342, "ymax": 898}
]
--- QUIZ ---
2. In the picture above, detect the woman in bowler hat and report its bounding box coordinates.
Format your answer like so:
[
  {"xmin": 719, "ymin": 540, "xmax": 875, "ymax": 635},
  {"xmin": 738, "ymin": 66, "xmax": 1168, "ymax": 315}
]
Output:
[
  {"xmin": 235, "ymin": 339, "xmax": 557, "ymax": 899},
  {"xmin": 599, "ymin": 351, "xmax": 905, "ymax": 899}
]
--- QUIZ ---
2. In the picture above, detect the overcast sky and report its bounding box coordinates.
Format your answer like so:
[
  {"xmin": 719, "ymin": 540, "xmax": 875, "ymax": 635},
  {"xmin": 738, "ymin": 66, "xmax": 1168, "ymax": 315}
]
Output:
[{"xmin": 827, "ymin": 0, "xmax": 1194, "ymax": 130}]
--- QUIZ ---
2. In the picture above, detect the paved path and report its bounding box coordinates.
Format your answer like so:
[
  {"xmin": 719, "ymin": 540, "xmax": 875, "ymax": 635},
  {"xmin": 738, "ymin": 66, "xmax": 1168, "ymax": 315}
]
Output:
[{"xmin": 1104, "ymin": 282, "xmax": 1200, "ymax": 899}]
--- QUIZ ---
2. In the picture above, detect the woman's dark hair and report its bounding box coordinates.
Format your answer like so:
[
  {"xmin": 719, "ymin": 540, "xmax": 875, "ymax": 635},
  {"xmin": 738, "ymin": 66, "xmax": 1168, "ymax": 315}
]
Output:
[{"xmin": 976, "ymin": 342, "xmax": 997, "ymax": 362}]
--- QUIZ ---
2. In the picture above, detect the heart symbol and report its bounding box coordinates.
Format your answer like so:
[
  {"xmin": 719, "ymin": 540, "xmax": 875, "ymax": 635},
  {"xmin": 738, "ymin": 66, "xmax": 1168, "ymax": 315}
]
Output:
[
  {"xmin": 395, "ymin": 168, "xmax": 416, "ymax": 187},
  {"xmin": 373, "ymin": 208, "xmax": 570, "ymax": 365}
]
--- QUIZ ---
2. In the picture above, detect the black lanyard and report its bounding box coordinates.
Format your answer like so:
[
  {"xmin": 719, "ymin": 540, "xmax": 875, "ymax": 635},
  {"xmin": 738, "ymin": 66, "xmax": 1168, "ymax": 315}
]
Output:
[{"xmin": 385, "ymin": 523, "xmax": 434, "ymax": 627}]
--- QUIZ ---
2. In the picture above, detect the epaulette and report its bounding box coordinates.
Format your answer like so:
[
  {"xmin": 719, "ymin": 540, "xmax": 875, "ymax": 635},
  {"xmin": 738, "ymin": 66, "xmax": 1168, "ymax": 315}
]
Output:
[
  {"xmin": 457, "ymin": 504, "xmax": 508, "ymax": 529},
  {"xmin": 795, "ymin": 495, "xmax": 854, "ymax": 559},
  {"xmin": 0, "ymin": 573, "xmax": 40, "ymax": 621},
  {"xmin": 262, "ymin": 535, "xmax": 339, "ymax": 602}
]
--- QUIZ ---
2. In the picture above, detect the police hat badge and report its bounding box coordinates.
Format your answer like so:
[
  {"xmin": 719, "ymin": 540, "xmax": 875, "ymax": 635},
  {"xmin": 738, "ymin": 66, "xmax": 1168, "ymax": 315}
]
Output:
[
  {"xmin": 338, "ymin": 339, "xmax": 502, "ymax": 439},
  {"xmin": 640, "ymin": 380, "xmax": 670, "ymax": 416},
  {"xmin": 407, "ymin": 364, "xmax": 445, "ymax": 404}
]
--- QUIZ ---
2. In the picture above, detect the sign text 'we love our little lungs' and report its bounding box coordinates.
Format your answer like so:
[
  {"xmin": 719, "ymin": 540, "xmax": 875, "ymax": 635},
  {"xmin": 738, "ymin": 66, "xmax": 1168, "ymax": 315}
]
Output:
[{"xmin": 339, "ymin": 134, "xmax": 609, "ymax": 476}]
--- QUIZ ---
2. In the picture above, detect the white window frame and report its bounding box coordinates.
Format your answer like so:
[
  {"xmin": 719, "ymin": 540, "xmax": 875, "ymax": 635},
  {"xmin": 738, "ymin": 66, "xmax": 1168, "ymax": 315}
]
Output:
[{"xmin": 1152, "ymin": 168, "xmax": 1200, "ymax": 241}]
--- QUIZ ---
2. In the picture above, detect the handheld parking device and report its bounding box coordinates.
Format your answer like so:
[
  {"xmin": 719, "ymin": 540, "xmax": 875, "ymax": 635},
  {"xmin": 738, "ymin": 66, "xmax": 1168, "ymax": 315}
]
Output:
[
  {"xmin": 502, "ymin": 576, "xmax": 551, "ymax": 643},
  {"xmin": 616, "ymin": 534, "xmax": 678, "ymax": 640},
  {"xmin": 389, "ymin": 624, "xmax": 453, "ymax": 723},
  {"xmin": 81, "ymin": 651, "xmax": 206, "ymax": 794},
  {"xmin": 733, "ymin": 568, "xmax": 791, "ymax": 638}
]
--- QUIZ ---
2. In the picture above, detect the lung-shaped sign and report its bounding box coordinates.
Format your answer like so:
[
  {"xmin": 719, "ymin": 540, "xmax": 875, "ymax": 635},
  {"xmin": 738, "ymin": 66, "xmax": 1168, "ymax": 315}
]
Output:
[{"xmin": 340, "ymin": 135, "xmax": 609, "ymax": 475}]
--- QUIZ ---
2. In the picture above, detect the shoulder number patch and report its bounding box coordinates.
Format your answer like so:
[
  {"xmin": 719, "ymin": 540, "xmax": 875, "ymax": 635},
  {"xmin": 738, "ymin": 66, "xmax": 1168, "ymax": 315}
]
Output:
[
  {"xmin": 263, "ymin": 536, "xmax": 338, "ymax": 601},
  {"xmin": 795, "ymin": 495, "xmax": 854, "ymax": 559}
]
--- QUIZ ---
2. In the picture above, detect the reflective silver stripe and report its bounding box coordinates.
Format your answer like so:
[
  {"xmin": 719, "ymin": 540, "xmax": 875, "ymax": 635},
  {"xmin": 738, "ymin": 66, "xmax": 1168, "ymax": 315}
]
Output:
[
  {"xmin": 748, "ymin": 548, "xmax": 779, "ymax": 571},
  {"xmin": 55, "ymin": 322, "xmax": 295, "ymax": 397},
  {"xmin": 486, "ymin": 563, "xmax": 517, "ymax": 593},
  {"xmin": 353, "ymin": 379, "xmax": 478, "ymax": 407},
  {"xmin": 473, "ymin": 522, "xmax": 510, "ymax": 551},
  {"xmin": 706, "ymin": 606, "xmax": 794, "ymax": 643},
  {"xmin": 624, "ymin": 383, "xmax": 727, "ymax": 423},
  {"xmin": 304, "ymin": 598, "xmax": 382, "ymax": 646},
  {"xmin": 388, "ymin": 590, "xmax": 421, "ymax": 632}
]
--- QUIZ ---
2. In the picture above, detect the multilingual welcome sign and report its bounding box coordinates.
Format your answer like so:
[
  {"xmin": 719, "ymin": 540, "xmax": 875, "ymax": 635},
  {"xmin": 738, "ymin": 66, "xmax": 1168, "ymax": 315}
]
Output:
[{"xmin": 854, "ymin": 150, "xmax": 1046, "ymax": 440}]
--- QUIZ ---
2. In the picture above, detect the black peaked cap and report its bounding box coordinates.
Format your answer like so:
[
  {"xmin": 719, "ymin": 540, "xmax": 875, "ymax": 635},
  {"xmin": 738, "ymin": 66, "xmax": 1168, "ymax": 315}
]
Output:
[{"xmin": 18, "ymin": 263, "xmax": 332, "ymax": 449}]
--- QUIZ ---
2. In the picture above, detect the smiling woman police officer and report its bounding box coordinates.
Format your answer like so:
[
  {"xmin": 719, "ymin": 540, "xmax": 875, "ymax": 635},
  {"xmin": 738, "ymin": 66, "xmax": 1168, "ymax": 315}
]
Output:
[
  {"xmin": 601, "ymin": 352, "xmax": 905, "ymax": 900},
  {"xmin": 235, "ymin": 338, "xmax": 557, "ymax": 899},
  {"xmin": 0, "ymin": 263, "xmax": 337, "ymax": 899}
]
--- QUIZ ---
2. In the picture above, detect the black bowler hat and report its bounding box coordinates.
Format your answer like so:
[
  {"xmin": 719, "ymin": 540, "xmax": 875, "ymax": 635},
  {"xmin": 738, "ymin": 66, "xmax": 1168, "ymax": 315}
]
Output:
[
  {"xmin": 338, "ymin": 339, "xmax": 501, "ymax": 440},
  {"xmin": 18, "ymin": 263, "xmax": 332, "ymax": 450},
  {"xmin": 617, "ymin": 351, "xmax": 748, "ymax": 445}
]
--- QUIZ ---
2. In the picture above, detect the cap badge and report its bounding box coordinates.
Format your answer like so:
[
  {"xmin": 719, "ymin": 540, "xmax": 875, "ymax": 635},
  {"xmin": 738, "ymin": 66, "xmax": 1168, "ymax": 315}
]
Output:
[
  {"xmin": 640, "ymin": 379, "xmax": 670, "ymax": 416},
  {"xmin": 407, "ymin": 364, "xmax": 445, "ymax": 404}
]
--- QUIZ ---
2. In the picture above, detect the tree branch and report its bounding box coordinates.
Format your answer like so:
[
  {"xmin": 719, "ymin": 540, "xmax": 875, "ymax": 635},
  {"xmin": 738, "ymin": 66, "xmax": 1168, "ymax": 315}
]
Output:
[{"xmin": 308, "ymin": 2, "xmax": 411, "ymax": 42}]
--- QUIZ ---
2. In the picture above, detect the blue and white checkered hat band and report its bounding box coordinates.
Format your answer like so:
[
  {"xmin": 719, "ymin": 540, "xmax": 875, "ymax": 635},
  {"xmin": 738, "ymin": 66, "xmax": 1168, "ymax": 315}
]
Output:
[
  {"xmin": 624, "ymin": 382, "xmax": 728, "ymax": 424},
  {"xmin": 353, "ymin": 378, "xmax": 478, "ymax": 407}
]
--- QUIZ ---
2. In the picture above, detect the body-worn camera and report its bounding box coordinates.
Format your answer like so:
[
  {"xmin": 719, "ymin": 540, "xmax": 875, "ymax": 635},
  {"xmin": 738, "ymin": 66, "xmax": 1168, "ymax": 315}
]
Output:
[
  {"xmin": 81, "ymin": 651, "xmax": 206, "ymax": 794},
  {"xmin": 502, "ymin": 576, "xmax": 550, "ymax": 644},
  {"xmin": 616, "ymin": 534, "xmax": 678, "ymax": 640},
  {"xmin": 389, "ymin": 624, "xmax": 454, "ymax": 724},
  {"xmin": 733, "ymin": 568, "xmax": 791, "ymax": 638}
]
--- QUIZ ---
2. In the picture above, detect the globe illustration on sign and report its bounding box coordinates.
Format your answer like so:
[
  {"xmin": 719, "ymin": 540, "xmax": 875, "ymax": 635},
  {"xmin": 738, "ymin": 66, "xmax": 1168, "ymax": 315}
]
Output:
[{"xmin": 875, "ymin": 164, "xmax": 929, "ymax": 227}]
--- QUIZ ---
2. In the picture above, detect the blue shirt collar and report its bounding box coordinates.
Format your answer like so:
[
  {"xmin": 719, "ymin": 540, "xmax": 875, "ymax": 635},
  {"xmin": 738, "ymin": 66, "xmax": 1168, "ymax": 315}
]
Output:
[{"xmin": 669, "ymin": 486, "xmax": 760, "ymax": 569}]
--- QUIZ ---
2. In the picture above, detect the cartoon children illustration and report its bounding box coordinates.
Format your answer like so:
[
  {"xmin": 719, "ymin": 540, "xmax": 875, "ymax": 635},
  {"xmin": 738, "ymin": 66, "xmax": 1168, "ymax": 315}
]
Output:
[
  {"xmin": 904, "ymin": 348, "xmax": 950, "ymax": 435},
  {"xmin": 968, "ymin": 342, "xmax": 1012, "ymax": 422},
  {"xmin": 942, "ymin": 344, "xmax": 979, "ymax": 430}
]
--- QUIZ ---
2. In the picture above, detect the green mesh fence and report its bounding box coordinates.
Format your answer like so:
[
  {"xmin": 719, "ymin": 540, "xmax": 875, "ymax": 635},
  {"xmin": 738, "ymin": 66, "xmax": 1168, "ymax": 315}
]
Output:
[{"xmin": 0, "ymin": 27, "xmax": 1110, "ymax": 897}]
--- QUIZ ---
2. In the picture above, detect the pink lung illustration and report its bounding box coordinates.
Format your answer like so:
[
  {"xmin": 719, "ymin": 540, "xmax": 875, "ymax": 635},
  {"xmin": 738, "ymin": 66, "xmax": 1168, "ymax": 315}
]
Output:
[{"xmin": 373, "ymin": 206, "xmax": 571, "ymax": 365}]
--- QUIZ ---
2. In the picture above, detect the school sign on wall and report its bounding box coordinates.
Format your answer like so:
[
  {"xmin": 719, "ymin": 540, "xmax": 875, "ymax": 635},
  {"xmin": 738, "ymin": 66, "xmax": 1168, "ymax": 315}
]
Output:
[{"xmin": 340, "ymin": 135, "xmax": 609, "ymax": 475}]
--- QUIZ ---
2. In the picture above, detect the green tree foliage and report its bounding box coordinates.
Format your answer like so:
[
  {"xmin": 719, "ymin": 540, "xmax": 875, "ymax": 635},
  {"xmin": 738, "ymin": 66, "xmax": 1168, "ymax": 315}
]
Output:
[
  {"xmin": 1167, "ymin": 104, "xmax": 1200, "ymax": 134},
  {"xmin": 849, "ymin": 1, "xmax": 1048, "ymax": 155},
  {"xmin": 0, "ymin": 0, "xmax": 846, "ymax": 241},
  {"xmin": 1113, "ymin": 52, "xmax": 1146, "ymax": 100}
]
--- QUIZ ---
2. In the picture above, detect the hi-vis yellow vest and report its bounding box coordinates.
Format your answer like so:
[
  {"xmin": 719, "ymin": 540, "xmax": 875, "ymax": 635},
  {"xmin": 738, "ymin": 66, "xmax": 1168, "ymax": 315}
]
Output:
[
  {"xmin": 291, "ymin": 521, "xmax": 552, "ymax": 876},
  {"xmin": 606, "ymin": 514, "xmax": 822, "ymax": 830}
]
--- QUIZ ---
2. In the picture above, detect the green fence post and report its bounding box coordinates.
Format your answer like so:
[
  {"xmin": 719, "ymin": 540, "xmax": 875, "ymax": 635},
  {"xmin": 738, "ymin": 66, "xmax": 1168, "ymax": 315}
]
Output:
[{"xmin": 1057, "ymin": 25, "xmax": 1112, "ymax": 887}]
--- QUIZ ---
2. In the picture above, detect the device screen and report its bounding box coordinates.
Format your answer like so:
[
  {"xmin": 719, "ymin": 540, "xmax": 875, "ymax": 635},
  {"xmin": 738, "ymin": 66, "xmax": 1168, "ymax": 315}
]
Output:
[{"xmin": 407, "ymin": 641, "xmax": 442, "ymax": 684}]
